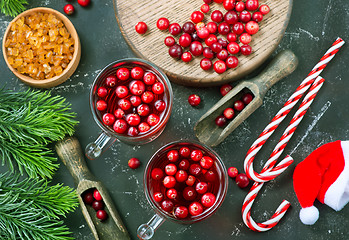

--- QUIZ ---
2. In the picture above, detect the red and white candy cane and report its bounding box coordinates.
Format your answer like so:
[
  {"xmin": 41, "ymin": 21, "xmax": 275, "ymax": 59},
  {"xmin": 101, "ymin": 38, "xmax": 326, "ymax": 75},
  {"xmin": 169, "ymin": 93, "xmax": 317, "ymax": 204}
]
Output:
[
  {"xmin": 242, "ymin": 76, "xmax": 325, "ymax": 231},
  {"xmin": 244, "ymin": 37, "xmax": 344, "ymax": 183}
]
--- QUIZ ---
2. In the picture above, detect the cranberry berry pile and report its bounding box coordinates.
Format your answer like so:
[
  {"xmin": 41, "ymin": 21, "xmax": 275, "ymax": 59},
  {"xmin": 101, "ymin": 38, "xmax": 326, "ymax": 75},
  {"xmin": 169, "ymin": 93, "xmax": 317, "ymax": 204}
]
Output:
[
  {"xmin": 150, "ymin": 145, "xmax": 221, "ymax": 219},
  {"xmin": 135, "ymin": 0, "xmax": 270, "ymax": 74},
  {"xmin": 83, "ymin": 189, "xmax": 108, "ymax": 221},
  {"xmin": 95, "ymin": 66, "xmax": 167, "ymax": 137}
]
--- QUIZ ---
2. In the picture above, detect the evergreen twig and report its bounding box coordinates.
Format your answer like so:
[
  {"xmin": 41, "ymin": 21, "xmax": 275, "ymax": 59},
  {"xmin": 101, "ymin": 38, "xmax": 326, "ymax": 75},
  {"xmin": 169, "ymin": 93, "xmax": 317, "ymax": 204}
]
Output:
[{"xmin": 0, "ymin": 0, "xmax": 28, "ymax": 17}]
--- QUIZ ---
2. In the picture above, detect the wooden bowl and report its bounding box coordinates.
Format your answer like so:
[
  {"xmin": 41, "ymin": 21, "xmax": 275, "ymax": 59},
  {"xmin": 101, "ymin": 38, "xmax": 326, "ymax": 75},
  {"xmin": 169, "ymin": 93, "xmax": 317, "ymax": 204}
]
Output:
[{"xmin": 2, "ymin": 7, "xmax": 81, "ymax": 88}]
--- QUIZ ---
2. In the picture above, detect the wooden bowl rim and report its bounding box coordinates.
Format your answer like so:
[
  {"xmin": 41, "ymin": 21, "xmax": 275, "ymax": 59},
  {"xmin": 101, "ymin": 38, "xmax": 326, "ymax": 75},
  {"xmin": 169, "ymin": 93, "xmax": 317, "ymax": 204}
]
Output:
[{"xmin": 2, "ymin": 7, "xmax": 81, "ymax": 88}]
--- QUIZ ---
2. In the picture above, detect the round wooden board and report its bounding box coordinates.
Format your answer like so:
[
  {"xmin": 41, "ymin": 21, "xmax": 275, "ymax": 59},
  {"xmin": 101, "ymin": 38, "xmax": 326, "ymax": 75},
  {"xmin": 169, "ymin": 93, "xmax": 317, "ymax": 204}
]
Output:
[{"xmin": 114, "ymin": 0, "xmax": 292, "ymax": 87}]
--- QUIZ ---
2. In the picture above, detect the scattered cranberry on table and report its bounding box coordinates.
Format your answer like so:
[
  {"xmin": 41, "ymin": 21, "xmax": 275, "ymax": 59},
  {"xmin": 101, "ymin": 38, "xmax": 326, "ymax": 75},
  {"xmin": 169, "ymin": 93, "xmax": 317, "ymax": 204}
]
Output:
[
  {"xmin": 188, "ymin": 94, "xmax": 201, "ymax": 107},
  {"xmin": 77, "ymin": 0, "xmax": 91, "ymax": 7},
  {"xmin": 135, "ymin": 22, "xmax": 148, "ymax": 34},
  {"xmin": 128, "ymin": 157, "xmax": 141, "ymax": 169},
  {"xmin": 227, "ymin": 167, "xmax": 238, "ymax": 178},
  {"xmin": 235, "ymin": 173, "xmax": 250, "ymax": 188},
  {"xmin": 157, "ymin": 18, "xmax": 170, "ymax": 30},
  {"xmin": 63, "ymin": 4, "xmax": 75, "ymax": 15},
  {"xmin": 220, "ymin": 84, "xmax": 233, "ymax": 96}
]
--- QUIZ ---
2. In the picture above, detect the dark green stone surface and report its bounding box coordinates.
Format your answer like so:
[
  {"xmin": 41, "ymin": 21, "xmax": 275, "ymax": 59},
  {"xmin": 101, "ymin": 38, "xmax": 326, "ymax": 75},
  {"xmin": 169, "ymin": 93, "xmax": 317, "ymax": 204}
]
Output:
[{"xmin": 1, "ymin": 0, "xmax": 349, "ymax": 239}]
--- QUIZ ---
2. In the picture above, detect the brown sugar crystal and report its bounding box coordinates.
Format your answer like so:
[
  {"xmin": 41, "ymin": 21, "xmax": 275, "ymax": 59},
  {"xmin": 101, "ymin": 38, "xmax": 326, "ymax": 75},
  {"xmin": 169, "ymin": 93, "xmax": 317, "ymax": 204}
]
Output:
[{"xmin": 5, "ymin": 12, "xmax": 75, "ymax": 80}]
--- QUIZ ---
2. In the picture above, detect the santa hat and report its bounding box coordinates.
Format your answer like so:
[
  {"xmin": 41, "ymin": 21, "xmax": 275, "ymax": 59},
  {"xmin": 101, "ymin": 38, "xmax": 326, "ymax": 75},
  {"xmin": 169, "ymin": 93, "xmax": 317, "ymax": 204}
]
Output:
[{"xmin": 293, "ymin": 140, "xmax": 349, "ymax": 225}]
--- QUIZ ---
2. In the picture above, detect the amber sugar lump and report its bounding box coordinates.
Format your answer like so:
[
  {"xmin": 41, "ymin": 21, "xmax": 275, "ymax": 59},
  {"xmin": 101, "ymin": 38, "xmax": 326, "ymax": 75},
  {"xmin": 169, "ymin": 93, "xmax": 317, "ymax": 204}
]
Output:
[{"xmin": 4, "ymin": 12, "xmax": 75, "ymax": 80}]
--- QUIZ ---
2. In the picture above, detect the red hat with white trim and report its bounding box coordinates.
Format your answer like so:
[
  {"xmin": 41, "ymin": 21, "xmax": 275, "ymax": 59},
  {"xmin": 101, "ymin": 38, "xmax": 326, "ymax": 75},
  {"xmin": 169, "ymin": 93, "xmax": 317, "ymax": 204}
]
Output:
[{"xmin": 293, "ymin": 140, "xmax": 349, "ymax": 225}]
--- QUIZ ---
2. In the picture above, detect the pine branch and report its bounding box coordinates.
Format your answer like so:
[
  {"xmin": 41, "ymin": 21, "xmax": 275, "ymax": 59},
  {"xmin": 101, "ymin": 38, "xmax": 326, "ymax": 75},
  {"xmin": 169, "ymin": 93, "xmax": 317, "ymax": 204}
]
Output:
[
  {"xmin": 0, "ymin": 174, "xmax": 79, "ymax": 219},
  {"xmin": 0, "ymin": 0, "xmax": 28, "ymax": 17}
]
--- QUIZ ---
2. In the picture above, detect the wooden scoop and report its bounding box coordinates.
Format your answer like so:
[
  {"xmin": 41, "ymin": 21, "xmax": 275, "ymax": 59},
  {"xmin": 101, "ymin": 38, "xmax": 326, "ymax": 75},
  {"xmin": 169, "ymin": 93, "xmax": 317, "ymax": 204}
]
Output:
[
  {"xmin": 55, "ymin": 137, "xmax": 131, "ymax": 240},
  {"xmin": 194, "ymin": 50, "xmax": 298, "ymax": 147}
]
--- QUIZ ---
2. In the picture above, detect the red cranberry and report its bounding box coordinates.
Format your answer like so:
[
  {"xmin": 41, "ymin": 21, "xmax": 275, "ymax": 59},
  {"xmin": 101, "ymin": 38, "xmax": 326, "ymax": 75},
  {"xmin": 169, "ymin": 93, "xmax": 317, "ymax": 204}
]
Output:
[
  {"xmin": 161, "ymin": 200, "xmax": 174, "ymax": 212},
  {"xmin": 180, "ymin": 147, "xmax": 190, "ymax": 158},
  {"xmin": 203, "ymin": 0, "xmax": 212, "ymax": 3},
  {"xmin": 106, "ymin": 75, "xmax": 117, "ymax": 87},
  {"xmin": 205, "ymin": 170, "xmax": 217, "ymax": 181},
  {"xmin": 227, "ymin": 32, "xmax": 237, "ymax": 42},
  {"xmin": 93, "ymin": 189, "xmax": 102, "ymax": 201},
  {"xmin": 113, "ymin": 119, "xmax": 128, "ymax": 134},
  {"xmin": 252, "ymin": 11, "xmax": 263, "ymax": 22},
  {"xmin": 128, "ymin": 126, "xmax": 139, "ymax": 136},
  {"xmin": 205, "ymin": 34, "xmax": 218, "ymax": 47},
  {"xmin": 174, "ymin": 206, "xmax": 189, "ymax": 219},
  {"xmin": 64, "ymin": 4, "xmax": 75, "ymax": 15},
  {"xmin": 191, "ymin": 32, "xmax": 201, "ymax": 42},
  {"xmin": 96, "ymin": 210, "xmax": 108, "ymax": 221},
  {"xmin": 186, "ymin": 175, "xmax": 196, "ymax": 186},
  {"xmin": 200, "ymin": 58, "xmax": 213, "ymax": 71},
  {"xmin": 183, "ymin": 186, "xmax": 197, "ymax": 201},
  {"xmin": 227, "ymin": 167, "xmax": 238, "ymax": 178},
  {"xmin": 240, "ymin": 33, "xmax": 252, "ymax": 44},
  {"xmin": 197, "ymin": 27, "xmax": 210, "ymax": 39},
  {"xmin": 240, "ymin": 44, "xmax": 252, "ymax": 56},
  {"xmin": 211, "ymin": 42, "xmax": 222, "ymax": 53},
  {"xmin": 207, "ymin": 22, "xmax": 218, "ymax": 34},
  {"xmin": 196, "ymin": 182, "xmax": 208, "ymax": 194},
  {"xmin": 103, "ymin": 113, "xmax": 115, "ymax": 126},
  {"xmin": 200, "ymin": 156, "xmax": 214, "ymax": 169},
  {"xmin": 152, "ymin": 82, "xmax": 164, "ymax": 94},
  {"xmin": 217, "ymin": 49, "xmax": 229, "ymax": 61},
  {"xmin": 239, "ymin": 10, "xmax": 251, "ymax": 23},
  {"xmin": 115, "ymin": 86, "xmax": 128, "ymax": 98},
  {"xmin": 83, "ymin": 191, "xmax": 94, "ymax": 205},
  {"xmin": 175, "ymin": 170, "xmax": 188, "ymax": 182},
  {"xmin": 153, "ymin": 192, "xmax": 164, "ymax": 202},
  {"xmin": 179, "ymin": 159, "xmax": 190, "ymax": 170},
  {"xmin": 242, "ymin": 93, "xmax": 254, "ymax": 104},
  {"xmin": 220, "ymin": 84, "xmax": 233, "ymax": 96},
  {"xmin": 191, "ymin": 11, "xmax": 204, "ymax": 23},
  {"xmin": 165, "ymin": 163, "xmax": 177, "ymax": 175},
  {"xmin": 201, "ymin": 3, "xmax": 210, "ymax": 13},
  {"xmin": 154, "ymin": 100, "xmax": 166, "ymax": 112},
  {"xmin": 223, "ymin": 107, "xmax": 235, "ymax": 119},
  {"xmin": 135, "ymin": 22, "xmax": 147, "ymax": 34},
  {"xmin": 96, "ymin": 100, "xmax": 107, "ymax": 111},
  {"xmin": 137, "ymin": 104, "xmax": 150, "ymax": 117},
  {"xmin": 130, "ymin": 95, "xmax": 142, "ymax": 107},
  {"xmin": 97, "ymin": 87, "xmax": 108, "ymax": 98},
  {"xmin": 189, "ymin": 202, "xmax": 204, "ymax": 216},
  {"xmin": 215, "ymin": 115, "xmax": 227, "ymax": 127},
  {"xmin": 116, "ymin": 68, "xmax": 129, "ymax": 81},
  {"xmin": 227, "ymin": 41, "xmax": 240, "ymax": 54},
  {"xmin": 129, "ymin": 80, "xmax": 145, "ymax": 95},
  {"xmin": 188, "ymin": 94, "xmax": 201, "ymax": 106},
  {"xmin": 142, "ymin": 91, "xmax": 154, "ymax": 104},
  {"xmin": 151, "ymin": 168, "xmax": 164, "ymax": 180},
  {"xmin": 224, "ymin": 10, "xmax": 239, "ymax": 25},
  {"xmin": 157, "ymin": 17, "xmax": 170, "ymax": 30},
  {"xmin": 232, "ymin": 22, "xmax": 244, "ymax": 35},
  {"xmin": 181, "ymin": 52, "xmax": 193, "ymax": 62},
  {"xmin": 166, "ymin": 188, "xmax": 178, "ymax": 199},
  {"xmin": 223, "ymin": 0, "xmax": 236, "ymax": 10},
  {"xmin": 78, "ymin": 0, "xmax": 90, "ymax": 7},
  {"xmin": 131, "ymin": 67, "xmax": 144, "ymax": 80},
  {"xmin": 246, "ymin": 0, "xmax": 259, "ymax": 11},
  {"xmin": 218, "ymin": 38, "xmax": 228, "ymax": 48},
  {"xmin": 126, "ymin": 113, "xmax": 141, "ymax": 126},
  {"xmin": 164, "ymin": 36, "xmax": 176, "ymax": 47},
  {"xmin": 245, "ymin": 21, "xmax": 259, "ymax": 35},
  {"xmin": 235, "ymin": 173, "xmax": 250, "ymax": 188},
  {"xmin": 235, "ymin": 1, "xmax": 245, "ymax": 12},
  {"xmin": 138, "ymin": 122, "xmax": 150, "ymax": 132},
  {"xmin": 169, "ymin": 44, "xmax": 183, "ymax": 59},
  {"xmin": 163, "ymin": 176, "xmax": 176, "ymax": 188},
  {"xmin": 201, "ymin": 193, "xmax": 216, "ymax": 208},
  {"xmin": 233, "ymin": 100, "xmax": 245, "ymax": 111},
  {"xmin": 218, "ymin": 22, "xmax": 230, "ymax": 35},
  {"xmin": 143, "ymin": 72, "xmax": 156, "ymax": 85},
  {"xmin": 169, "ymin": 23, "xmax": 182, "ymax": 36},
  {"xmin": 203, "ymin": 47, "xmax": 214, "ymax": 59},
  {"xmin": 147, "ymin": 113, "xmax": 160, "ymax": 126},
  {"xmin": 92, "ymin": 200, "xmax": 104, "ymax": 211},
  {"xmin": 226, "ymin": 56, "xmax": 239, "ymax": 68},
  {"xmin": 211, "ymin": 10, "xmax": 224, "ymax": 23},
  {"xmin": 167, "ymin": 150, "xmax": 179, "ymax": 162},
  {"xmin": 182, "ymin": 22, "xmax": 195, "ymax": 34},
  {"xmin": 191, "ymin": 150, "xmax": 203, "ymax": 161},
  {"xmin": 190, "ymin": 41, "xmax": 203, "ymax": 56},
  {"xmin": 118, "ymin": 98, "xmax": 131, "ymax": 111},
  {"xmin": 179, "ymin": 33, "xmax": 192, "ymax": 48},
  {"xmin": 259, "ymin": 4, "xmax": 270, "ymax": 15},
  {"xmin": 189, "ymin": 163, "xmax": 202, "ymax": 176},
  {"xmin": 213, "ymin": 60, "xmax": 227, "ymax": 74}
]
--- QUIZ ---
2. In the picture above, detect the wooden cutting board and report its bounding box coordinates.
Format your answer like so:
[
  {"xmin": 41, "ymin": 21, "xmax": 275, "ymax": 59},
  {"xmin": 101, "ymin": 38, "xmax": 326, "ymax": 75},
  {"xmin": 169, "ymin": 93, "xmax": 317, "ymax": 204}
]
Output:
[{"xmin": 114, "ymin": 0, "xmax": 292, "ymax": 87}]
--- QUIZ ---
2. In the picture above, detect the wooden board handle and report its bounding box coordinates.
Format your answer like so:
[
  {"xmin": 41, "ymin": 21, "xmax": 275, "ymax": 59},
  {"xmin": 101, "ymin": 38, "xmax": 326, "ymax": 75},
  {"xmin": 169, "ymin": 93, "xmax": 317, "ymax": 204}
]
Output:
[{"xmin": 56, "ymin": 136, "xmax": 96, "ymax": 184}]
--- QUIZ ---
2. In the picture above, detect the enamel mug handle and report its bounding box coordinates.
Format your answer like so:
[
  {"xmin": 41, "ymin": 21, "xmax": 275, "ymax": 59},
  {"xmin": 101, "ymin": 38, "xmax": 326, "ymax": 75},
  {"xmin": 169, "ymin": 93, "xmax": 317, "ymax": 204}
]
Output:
[
  {"xmin": 85, "ymin": 132, "xmax": 117, "ymax": 160},
  {"xmin": 137, "ymin": 214, "xmax": 165, "ymax": 240}
]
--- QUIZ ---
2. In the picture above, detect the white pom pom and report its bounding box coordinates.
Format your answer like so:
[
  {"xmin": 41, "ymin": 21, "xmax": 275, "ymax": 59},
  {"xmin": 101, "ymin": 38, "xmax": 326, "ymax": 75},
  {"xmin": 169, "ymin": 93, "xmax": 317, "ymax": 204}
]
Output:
[{"xmin": 299, "ymin": 206, "xmax": 319, "ymax": 225}]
